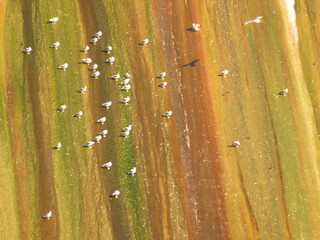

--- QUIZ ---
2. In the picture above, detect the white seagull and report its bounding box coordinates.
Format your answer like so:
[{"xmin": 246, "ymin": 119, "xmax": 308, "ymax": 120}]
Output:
[
  {"xmin": 93, "ymin": 31, "xmax": 102, "ymax": 38},
  {"xmin": 56, "ymin": 104, "xmax": 67, "ymax": 112},
  {"xmin": 162, "ymin": 110, "xmax": 173, "ymax": 118},
  {"xmin": 231, "ymin": 141, "xmax": 241, "ymax": 147},
  {"xmin": 96, "ymin": 117, "xmax": 107, "ymax": 124},
  {"xmin": 83, "ymin": 141, "xmax": 95, "ymax": 148},
  {"xmin": 218, "ymin": 70, "xmax": 228, "ymax": 77},
  {"xmin": 23, "ymin": 47, "xmax": 32, "ymax": 54},
  {"xmin": 278, "ymin": 88, "xmax": 288, "ymax": 96},
  {"xmin": 157, "ymin": 72, "xmax": 166, "ymax": 78},
  {"xmin": 47, "ymin": 17, "xmax": 59, "ymax": 23},
  {"xmin": 90, "ymin": 71, "xmax": 100, "ymax": 79},
  {"xmin": 50, "ymin": 42, "xmax": 60, "ymax": 49},
  {"xmin": 119, "ymin": 96, "xmax": 131, "ymax": 104},
  {"xmin": 101, "ymin": 161, "xmax": 112, "ymax": 169},
  {"xmin": 81, "ymin": 45, "xmax": 90, "ymax": 53},
  {"xmin": 78, "ymin": 86, "xmax": 87, "ymax": 93},
  {"xmin": 101, "ymin": 101, "xmax": 112, "ymax": 109},
  {"xmin": 92, "ymin": 135, "xmax": 102, "ymax": 143},
  {"xmin": 58, "ymin": 63, "xmax": 68, "ymax": 71},
  {"xmin": 73, "ymin": 111, "xmax": 83, "ymax": 118},
  {"xmin": 99, "ymin": 129, "xmax": 108, "ymax": 137},
  {"xmin": 111, "ymin": 73, "xmax": 120, "ymax": 80},
  {"xmin": 81, "ymin": 58, "xmax": 92, "ymax": 64},
  {"xmin": 244, "ymin": 16, "xmax": 263, "ymax": 25},
  {"xmin": 111, "ymin": 190, "xmax": 120, "ymax": 198},
  {"xmin": 139, "ymin": 38, "xmax": 149, "ymax": 45},
  {"xmin": 88, "ymin": 64, "xmax": 98, "ymax": 71},
  {"xmin": 192, "ymin": 23, "xmax": 201, "ymax": 31},
  {"xmin": 54, "ymin": 142, "xmax": 61, "ymax": 150},
  {"xmin": 158, "ymin": 81, "xmax": 167, "ymax": 88},
  {"xmin": 123, "ymin": 73, "xmax": 131, "ymax": 79},
  {"xmin": 121, "ymin": 84, "xmax": 131, "ymax": 92},
  {"xmin": 127, "ymin": 167, "xmax": 137, "ymax": 176},
  {"xmin": 120, "ymin": 79, "xmax": 131, "ymax": 85},
  {"xmin": 90, "ymin": 37, "xmax": 99, "ymax": 44},
  {"xmin": 42, "ymin": 211, "xmax": 52, "ymax": 219},
  {"xmin": 122, "ymin": 125, "xmax": 132, "ymax": 132},
  {"xmin": 103, "ymin": 45, "xmax": 113, "ymax": 53},
  {"xmin": 105, "ymin": 56, "xmax": 115, "ymax": 64}
]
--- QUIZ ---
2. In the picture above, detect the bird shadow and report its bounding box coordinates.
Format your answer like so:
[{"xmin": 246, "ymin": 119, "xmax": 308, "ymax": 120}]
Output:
[
  {"xmin": 227, "ymin": 145, "xmax": 237, "ymax": 148},
  {"xmin": 52, "ymin": 146, "xmax": 59, "ymax": 150},
  {"xmin": 186, "ymin": 28, "xmax": 197, "ymax": 32},
  {"xmin": 109, "ymin": 195, "xmax": 118, "ymax": 199},
  {"xmin": 182, "ymin": 59, "xmax": 200, "ymax": 67}
]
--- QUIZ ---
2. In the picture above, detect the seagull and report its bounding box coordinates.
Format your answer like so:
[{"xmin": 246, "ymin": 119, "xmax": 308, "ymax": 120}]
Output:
[
  {"xmin": 123, "ymin": 73, "xmax": 131, "ymax": 79},
  {"xmin": 158, "ymin": 81, "xmax": 167, "ymax": 88},
  {"xmin": 99, "ymin": 129, "xmax": 108, "ymax": 137},
  {"xmin": 218, "ymin": 70, "xmax": 228, "ymax": 77},
  {"xmin": 162, "ymin": 110, "xmax": 173, "ymax": 118},
  {"xmin": 96, "ymin": 117, "xmax": 107, "ymax": 124},
  {"xmin": 92, "ymin": 135, "xmax": 102, "ymax": 143},
  {"xmin": 105, "ymin": 56, "xmax": 115, "ymax": 64},
  {"xmin": 56, "ymin": 104, "xmax": 67, "ymax": 112},
  {"xmin": 119, "ymin": 96, "xmax": 131, "ymax": 104},
  {"xmin": 47, "ymin": 17, "xmax": 59, "ymax": 23},
  {"xmin": 111, "ymin": 190, "xmax": 120, "ymax": 198},
  {"xmin": 93, "ymin": 31, "xmax": 102, "ymax": 38},
  {"xmin": 83, "ymin": 141, "xmax": 95, "ymax": 148},
  {"xmin": 78, "ymin": 86, "xmax": 87, "ymax": 93},
  {"xmin": 157, "ymin": 72, "xmax": 166, "ymax": 78},
  {"xmin": 127, "ymin": 167, "xmax": 136, "ymax": 176},
  {"xmin": 73, "ymin": 111, "xmax": 83, "ymax": 118},
  {"xmin": 42, "ymin": 211, "xmax": 52, "ymax": 219},
  {"xmin": 192, "ymin": 23, "xmax": 201, "ymax": 31},
  {"xmin": 139, "ymin": 38, "xmax": 149, "ymax": 45},
  {"xmin": 50, "ymin": 42, "xmax": 60, "ymax": 49},
  {"xmin": 23, "ymin": 47, "xmax": 32, "ymax": 54},
  {"xmin": 90, "ymin": 37, "xmax": 99, "ymax": 44},
  {"xmin": 54, "ymin": 142, "xmax": 61, "ymax": 150},
  {"xmin": 101, "ymin": 161, "xmax": 112, "ymax": 169},
  {"xmin": 101, "ymin": 101, "xmax": 112, "ymax": 109},
  {"xmin": 278, "ymin": 88, "xmax": 288, "ymax": 96},
  {"xmin": 121, "ymin": 84, "xmax": 131, "ymax": 92},
  {"xmin": 120, "ymin": 79, "xmax": 131, "ymax": 85},
  {"xmin": 90, "ymin": 71, "xmax": 100, "ymax": 79},
  {"xmin": 120, "ymin": 131, "xmax": 130, "ymax": 138},
  {"xmin": 231, "ymin": 141, "xmax": 241, "ymax": 147},
  {"xmin": 81, "ymin": 58, "xmax": 92, "ymax": 64},
  {"xmin": 103, "ymin": 45, "xmax": 113, "ymax": 53},
  {"xmin": 244, "ymin": 16, "xmax": 263, "ymax": 25},
  {"xmin": 122, "ymin": 125, "xmax": 132, "ymax": 132},
  {"xmin": 88, "ymin": 64, "xmax": 98, "ymax": 71},
  {"xmin": 111, "ymin": 73, "xmax": 120, "ymax": 80},
  {"xmin": 81, "ymin": 45, "xmax": 90, "ymax": 53},
  {"xmin": 58, "ymin": 63, "xmax": 68, "ymax": 71}
]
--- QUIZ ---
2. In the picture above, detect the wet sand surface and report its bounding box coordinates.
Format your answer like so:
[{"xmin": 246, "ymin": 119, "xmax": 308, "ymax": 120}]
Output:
[{"xmin": 1, "ymin": 0, "xmax": 320, "ymax": 239}]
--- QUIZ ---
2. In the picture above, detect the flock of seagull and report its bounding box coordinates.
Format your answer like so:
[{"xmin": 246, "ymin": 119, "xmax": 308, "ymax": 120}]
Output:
[{"xmin": 24, "ymin": 15, "xmax": 288, "ymax": 220}]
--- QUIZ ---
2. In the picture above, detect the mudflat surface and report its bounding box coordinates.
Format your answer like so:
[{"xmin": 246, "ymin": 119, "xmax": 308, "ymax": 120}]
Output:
[{"xmin": 1, "ymin": 0, "xmax": 320, "ymax": 239}]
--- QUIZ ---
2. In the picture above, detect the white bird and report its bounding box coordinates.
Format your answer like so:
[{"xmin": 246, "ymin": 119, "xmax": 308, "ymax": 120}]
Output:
[
  {"xmin": 231, "ymin": 141, "xmax": 241, "ymax": 147},
  {"xmin": 157, "ymin": 72, "xmax": 166, "ymax": 78},
  {"xmin": 42, "ymin": 211, "xmax": 52, "ymax": 219},
  {"xmin": 78, "ymin": 86, "xmax": 87, "ymax": 93},
  {"xmin": 83, "ymin": 141, "xmax": 95, "ymax": 148},
  {"xmin": 50, "ymin": 42, "xmax": 60, "ymax": 49},
  {"xmin": 56, "ymin": 104, "xmax": 67, "ymax": 112},
  {"xmin": 58, "ymin": 63, "xmax": 68, "ymax": 71},
  {"xmin": 123, "ymin": 73, "xmax": 131, "ymax": 79},
  {"xmin": 127, "ymin": 167, "xmax": 137, "ymax": 176},
  {"xmin": 111, "ymin": 73, "xmax": 120, "ymax": 80},
  {"xmin": 23, "ymin": 47, "xmax": 32, "ymax": 54},
  {"xmin": 81, "ymin": 45, "xmax": 90, "ymax": 52},
  {"xmin": 121, "ymin": 84, "xmax": 131, "ymax": 92},
  {"xmin": 218, "ymin": 70, "xmax": 228, "ymax": 77},
  {"xmin": 88, "ymin": 64, "xmax": 98, "ymax": 71},
  {"xmin": 119, "ymin": 96, "xmax": 131, "ymax": 104},
  {"xmin": 90, "ymin": 71, "xmax": 100, "ymax": 79},
  {"xmin": 81, "ymin": 58, "xmax": 92, "ymax": 64},
  {"xmin": 92, "ymin": 135, "xmax": 102, "ymax": 143},
  {"xmin": 54, "ymin": 142, "xmax": 61, "ymax": 150},
  {"xmin": 101, "ymin": 161, "xmax": 112, "ymax": 169},
  {"xmin": 47, "ymin": 17, "xmax": 59, "ymax": 23},
  {"xmin": 192, "ymin": 23, "xmax": 201, "ymax": 31},
  {"xmin": 120, "ymin": 131, "xmax": 130, "ymax": 138},
  {"xmin": 162, "ymin": 110, "xmax": 173, "ymax": 118},
  {"xmin": 96, "ymin": 117, "xmax": 107, "ymax": 124},
  {"xmin": 99, "ymin": 129, "xmax": 108, "ymax": 137},
  {"xmin": 122, "ymin": 125, "xmax": 132, "ymax": 132},
  {"xmin": 111, "ymin": 190, "xmax": 120, "ymax": 198},
  {"xmin": 90, "ymin": 37, "xmax": 99, "ymax": 44},
  {"xmin": 278, "ymin": 88, "xmax": 288, "ymax": 96},
  {"xmin": 139, "ymin": 38, "xmax": 149, "ymax": 45},
  {"xmin": 73, "ymin": 111, "xmax": 83, "ymax": 118},
  {"xmin": 158, "ymin": 81, "xmax": 167, "ymax": 88},
  {"xmin": 103, "ymin": 45, "xmax": 113, "ymax": 53},
  {"xmin": 244, "ymin": 16, "xmax": 263, "ymax": 25},
  {"xmin": 120, "ymin": 79, "xmax": 131, "ymax": 85},
  {"xmin": 105, "ymin": 56, "xmax": 115, "ymax": 64},
  {"xmin": 93, "ymin": 31, "xmax": 102, "ymax": 38},
  {"xmin": 101, "ymin": 101, "xmax": 112, "ymax": 109}
]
